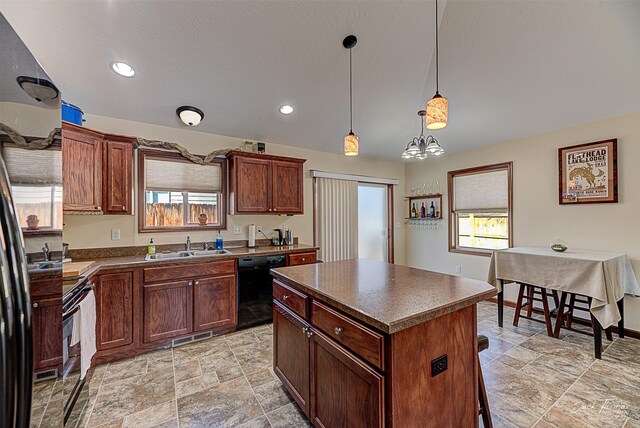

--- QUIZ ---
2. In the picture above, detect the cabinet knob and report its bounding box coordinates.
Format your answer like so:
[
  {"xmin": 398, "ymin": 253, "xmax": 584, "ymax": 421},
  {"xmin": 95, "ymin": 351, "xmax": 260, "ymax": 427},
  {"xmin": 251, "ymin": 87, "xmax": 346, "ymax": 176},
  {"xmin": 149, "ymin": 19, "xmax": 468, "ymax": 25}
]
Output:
[
  {"xmin": 274, "ymin": 208, "xmax": 277, "ymax": 211},
  {"xmin": 301, "ymin": 258, "xmax": 306, "ymax": 262},
  {"xmin": 33, "ymin": 302, "xmax": 38, "ymax": 308},
  {"xmin": 188, "ymin": 281, "xmax": 193, "ymax": 286},
  {"xmin": 269, "ymin": 208, "xmax": 273, "ymax": 212},
  {"xmin": 282, "ymin": 294, "xmax": 289, "ymax": 301},
  {"xmin": 96, "ymin": 206, "xmax": 101, "ymax": 210},
  {"xmin": 302, "ymin": 326, "xmax": 308, "ymax": 334},
  {"xmin": 194, "ymin": 280, "xmax": 199, "ymax": 285},
  {"xmin": 334, "ymin": 327, "xmax": 343, "ymax": 335}
]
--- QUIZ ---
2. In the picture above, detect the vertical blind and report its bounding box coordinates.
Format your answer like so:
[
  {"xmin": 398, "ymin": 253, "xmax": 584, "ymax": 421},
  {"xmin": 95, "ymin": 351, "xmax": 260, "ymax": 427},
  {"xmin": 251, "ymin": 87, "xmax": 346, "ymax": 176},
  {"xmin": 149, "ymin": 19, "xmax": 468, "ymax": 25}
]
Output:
[
  {"xmin": 316, "ymin": 178, "xmax": 358, "ymax": 262},
  {"xmin": 145, "ymin": 157, "xmax": 222, "ymax": 192},
  {"xmin": 453, "ymin": 169, "xmax": 509, "ymax": 211}
]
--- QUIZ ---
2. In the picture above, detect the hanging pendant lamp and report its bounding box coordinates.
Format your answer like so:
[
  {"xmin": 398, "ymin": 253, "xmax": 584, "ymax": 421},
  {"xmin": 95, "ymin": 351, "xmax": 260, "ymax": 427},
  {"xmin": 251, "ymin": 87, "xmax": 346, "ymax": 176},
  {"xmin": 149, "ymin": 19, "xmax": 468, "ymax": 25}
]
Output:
[
  {"xmin": 343, "ymin": 35, "xmax": 359, "ymax": 156},
  {"xmin": 426, "ymin": 0, "xmax": 448, "ymax": 130}
]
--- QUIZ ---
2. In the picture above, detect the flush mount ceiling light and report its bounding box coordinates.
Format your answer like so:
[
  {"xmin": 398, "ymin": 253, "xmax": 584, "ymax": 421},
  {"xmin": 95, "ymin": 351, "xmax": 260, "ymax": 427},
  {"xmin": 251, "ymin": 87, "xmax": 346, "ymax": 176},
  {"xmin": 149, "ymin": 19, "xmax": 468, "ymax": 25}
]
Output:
[
  {"xmin": 176, "ymin": 106, "xmax": 204, "ymax": 127},
  {"xmin": 343, "ymin": 34, "xmax": 359, "ymax": 157},
  {"xmin": 111, "ymin": 62, "xmax": 135, "ymax": 77},
  {"xmin": 16, "ymin": 76, "xmax": 59, "ymax": 102},
  {"xmin": 426, "ymin": 0, "xmax": 448, "ymax": 130},
  {"xmin": 279, "ymin": 105, "xmax": 294, "ymax": 115},
  {"xmin": 401, "ymin": 110, "xmax": 445, "ymax": 160}
]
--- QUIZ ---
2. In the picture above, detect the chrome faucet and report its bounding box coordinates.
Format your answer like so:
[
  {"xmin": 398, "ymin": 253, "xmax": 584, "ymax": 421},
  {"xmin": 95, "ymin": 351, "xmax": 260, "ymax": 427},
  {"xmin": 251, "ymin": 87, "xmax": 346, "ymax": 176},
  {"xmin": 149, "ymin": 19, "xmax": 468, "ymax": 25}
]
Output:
[
  {"xmin": 203, "ymin": 241, "xmax": 212, "ymax": 250},
  {"xmin": 42, "ymin": 243, "xmax": 50, "ymax": 261},
  {"xmin": 186, "ymin": 236, "xmax": 192, "ymax": 251}
]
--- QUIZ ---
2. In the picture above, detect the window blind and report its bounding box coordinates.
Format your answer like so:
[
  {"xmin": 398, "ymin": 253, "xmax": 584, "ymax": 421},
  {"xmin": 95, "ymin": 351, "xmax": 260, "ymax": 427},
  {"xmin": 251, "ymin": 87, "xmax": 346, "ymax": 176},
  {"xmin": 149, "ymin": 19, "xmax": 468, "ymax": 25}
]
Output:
[
  {"xmin": 145, "ymin": 158, "xmax": 222, "ymax": 193},
  {"xmin": 453, "ymin": 169, "xmax": 508, "ymax": 211},
  {"xmin": 2, "ymin": 147, "xmax": 62, "ymax": 185}
]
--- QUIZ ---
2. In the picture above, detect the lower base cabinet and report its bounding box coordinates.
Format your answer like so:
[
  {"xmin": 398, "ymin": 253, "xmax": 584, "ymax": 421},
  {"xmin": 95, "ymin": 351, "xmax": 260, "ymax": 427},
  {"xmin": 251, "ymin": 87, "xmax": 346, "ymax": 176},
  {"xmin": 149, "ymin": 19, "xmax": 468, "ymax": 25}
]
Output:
[
  {"xmin": 193, "ymin": 275, "xmax": 237, "ymax": 332},
  {"xmin": 273, "ymin": 302, "xmax": 384, "ymax": 427},
  {"xmin": 95, "ymin": 271, "xmax": 134, "ymax": 350},
  {"xmin": 32, "ymin": 296, "xmax": 63, "ymax": 370},
  {"xmin": 143, "ymin": 280, "xmax": 193, "ymax": 343}
]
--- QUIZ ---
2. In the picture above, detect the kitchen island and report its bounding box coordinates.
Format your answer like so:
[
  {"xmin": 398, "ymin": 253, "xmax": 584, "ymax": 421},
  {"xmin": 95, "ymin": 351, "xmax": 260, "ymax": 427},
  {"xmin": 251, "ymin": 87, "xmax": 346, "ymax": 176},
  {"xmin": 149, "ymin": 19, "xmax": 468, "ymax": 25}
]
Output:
[{"xmin": 270, "ymin": 259, "xmax": 495, "ymax": 428}]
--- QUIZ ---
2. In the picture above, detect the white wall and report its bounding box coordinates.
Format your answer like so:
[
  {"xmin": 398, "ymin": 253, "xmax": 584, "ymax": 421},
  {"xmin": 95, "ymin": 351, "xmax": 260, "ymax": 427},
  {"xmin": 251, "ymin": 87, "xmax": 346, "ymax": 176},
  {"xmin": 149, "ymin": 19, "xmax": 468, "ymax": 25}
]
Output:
[
  {"xmin": 62, "ymin": 114, "xmax": 406, "ymax": 264},
  {"xmin": 405, "ymin": 112, "xmax": 640, "ymax": 330}
]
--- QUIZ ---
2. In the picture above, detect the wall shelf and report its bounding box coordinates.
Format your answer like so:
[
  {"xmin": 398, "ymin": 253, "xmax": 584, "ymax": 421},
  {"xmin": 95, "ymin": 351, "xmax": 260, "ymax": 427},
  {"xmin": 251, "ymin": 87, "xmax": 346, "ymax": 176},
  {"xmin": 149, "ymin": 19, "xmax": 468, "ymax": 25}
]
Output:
[{"xmin": 406, "ymin": 193, "xmax": 443, "ymax": 220}]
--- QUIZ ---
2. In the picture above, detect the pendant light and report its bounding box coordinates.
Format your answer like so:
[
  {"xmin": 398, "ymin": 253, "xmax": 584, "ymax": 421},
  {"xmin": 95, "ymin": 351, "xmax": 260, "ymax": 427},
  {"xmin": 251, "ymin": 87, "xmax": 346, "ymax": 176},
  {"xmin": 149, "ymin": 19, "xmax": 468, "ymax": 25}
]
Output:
[
  {"xmin": 343, "ymin": 35, "xmax": 359, "ymax": 156},
  {"xmin": 426, "ymin": 0, "xmax": 448, "ymax": 130}
]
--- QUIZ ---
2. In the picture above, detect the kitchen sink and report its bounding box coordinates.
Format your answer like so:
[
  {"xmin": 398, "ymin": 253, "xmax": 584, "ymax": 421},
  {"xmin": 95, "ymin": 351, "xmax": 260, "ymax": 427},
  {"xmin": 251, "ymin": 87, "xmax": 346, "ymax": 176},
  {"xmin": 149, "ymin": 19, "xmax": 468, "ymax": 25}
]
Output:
[
  {"xmin": 27, "ymin": 261, "xmax": 62, "ymax": 271},
  {"xmin": 145, "ymin": 249, "xmax": 230, "ymax": 261}
]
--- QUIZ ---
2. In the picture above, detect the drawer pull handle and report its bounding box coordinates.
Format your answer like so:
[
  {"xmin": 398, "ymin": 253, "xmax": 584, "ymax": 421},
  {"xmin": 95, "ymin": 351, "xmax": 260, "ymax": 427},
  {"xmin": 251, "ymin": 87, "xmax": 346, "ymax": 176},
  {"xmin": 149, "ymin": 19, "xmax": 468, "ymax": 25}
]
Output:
[
  {"xmin": 33, "ymin": 302, "xmax": 39, "ymax": 308},
  {"xmin": 301, "ymin": 258, "xmax": 306, "ymax": 261},
  {"xmin": 282, "ymin": 294, "xmax": 289, "ymax": 301},
  {"xmin": 334, "ymin": 327, "xmax": 343, "ymax": 335}
]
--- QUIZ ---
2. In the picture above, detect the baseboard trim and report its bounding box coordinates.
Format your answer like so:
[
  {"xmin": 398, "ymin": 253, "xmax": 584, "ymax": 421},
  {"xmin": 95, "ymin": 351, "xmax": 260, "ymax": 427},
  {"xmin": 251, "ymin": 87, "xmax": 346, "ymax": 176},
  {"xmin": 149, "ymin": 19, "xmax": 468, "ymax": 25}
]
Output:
[{"xmin": 485, "ymin": 297, "xmax": 640, "ymax": 340}]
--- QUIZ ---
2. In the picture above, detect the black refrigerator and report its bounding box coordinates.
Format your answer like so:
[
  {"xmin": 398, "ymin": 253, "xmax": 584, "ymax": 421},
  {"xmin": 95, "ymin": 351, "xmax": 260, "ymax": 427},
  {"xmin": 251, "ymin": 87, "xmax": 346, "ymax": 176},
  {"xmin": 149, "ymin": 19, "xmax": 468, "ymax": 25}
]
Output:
[{"xmin": 0, "ymin": 150, "xmax": 33, "ymax": 427}]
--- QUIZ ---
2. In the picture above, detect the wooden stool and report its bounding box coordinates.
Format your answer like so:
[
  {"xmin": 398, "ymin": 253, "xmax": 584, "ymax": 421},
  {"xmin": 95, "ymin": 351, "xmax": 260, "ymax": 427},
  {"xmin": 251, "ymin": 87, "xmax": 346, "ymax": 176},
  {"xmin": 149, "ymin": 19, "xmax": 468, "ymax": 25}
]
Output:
[
  {"xmin": 513, "ymin": 284, "xmax": 559, "ymax": 336},
  {"xmin": 478, "ymin": 335, "xmax": 493, "ymax": 428},
  {"xmin": 554, "ymin": 292, "xmax": 613, "ymax": 341}
]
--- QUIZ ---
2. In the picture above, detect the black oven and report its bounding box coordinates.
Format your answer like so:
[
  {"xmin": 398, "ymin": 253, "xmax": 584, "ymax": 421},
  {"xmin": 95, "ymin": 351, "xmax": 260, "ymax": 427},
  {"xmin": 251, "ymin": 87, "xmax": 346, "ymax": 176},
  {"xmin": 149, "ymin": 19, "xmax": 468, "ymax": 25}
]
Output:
[
  {"xmin": 237, "ymin": 254, "xmax": 286, "ymax": 330},
  {"xmin": 62, "ymin": 279, "xmax": 94, "ymax": 427}
]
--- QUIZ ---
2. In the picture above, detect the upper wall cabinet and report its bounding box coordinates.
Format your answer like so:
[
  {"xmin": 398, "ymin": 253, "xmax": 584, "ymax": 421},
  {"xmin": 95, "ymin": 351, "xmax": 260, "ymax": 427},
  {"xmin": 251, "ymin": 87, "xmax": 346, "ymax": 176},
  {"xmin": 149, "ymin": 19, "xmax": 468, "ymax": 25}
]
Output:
[
  {"xmin": 227, "ymin": 150, "xmax": 305, "ymax": 215},
  {"xmin": 62, "ymin": 122, "xmax": 134, "ymax": 215}
]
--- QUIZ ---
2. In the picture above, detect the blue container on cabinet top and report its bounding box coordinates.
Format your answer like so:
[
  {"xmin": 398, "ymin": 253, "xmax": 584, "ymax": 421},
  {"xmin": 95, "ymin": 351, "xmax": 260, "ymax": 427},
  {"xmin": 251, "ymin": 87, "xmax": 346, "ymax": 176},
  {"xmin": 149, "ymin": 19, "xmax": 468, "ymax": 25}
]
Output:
[{"xmin": 61, "ymin": 101, "xmax": 84, "ymax": 125}]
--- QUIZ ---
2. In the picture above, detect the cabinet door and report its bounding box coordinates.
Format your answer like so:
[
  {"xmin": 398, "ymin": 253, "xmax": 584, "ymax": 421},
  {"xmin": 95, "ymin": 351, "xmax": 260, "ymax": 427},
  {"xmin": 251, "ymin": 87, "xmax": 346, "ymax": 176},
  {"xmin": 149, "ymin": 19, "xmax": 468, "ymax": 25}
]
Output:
[
  {"xmin": 273, "ymin": 302, "xmax": 311, "ymax": 416},
  {"xmin": 234, "ymin": 157, "xmax": 271, "ymax": 213},
  {"xmin": 95, "ymin": 272, "xmax": 134, "ymax": 350},
  {"xmin": 103, "ymin": 138, "xmax": 133, "ymax": 214},
  {"xmin": 62, "ymin": 125, "xmax": 102, "ymax": 212},
  {"xmin": 271, "ymin": 160, "xmax": 303, "ymax": 214},
  {"xmin": 193, "ymin": 275, "xmax": 237, "ymax": 332},
  {"xmin": 32, "ymin": 296, "xmax": 62, "ymax": 370},
  {"xmin": 143, "ymin": 280, "xmax": 192, "ymax": 343},
  {"xmin": 310, "ymin": 330, "xmax": 384, "ymax": 428}
]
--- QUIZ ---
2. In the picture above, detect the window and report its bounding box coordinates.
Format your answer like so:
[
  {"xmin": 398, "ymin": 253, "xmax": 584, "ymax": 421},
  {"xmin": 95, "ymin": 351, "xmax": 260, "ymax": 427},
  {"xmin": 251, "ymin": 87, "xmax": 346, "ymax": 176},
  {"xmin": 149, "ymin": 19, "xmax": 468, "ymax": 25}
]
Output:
[
  {"xmin": 448, "ymin": 162, "xmax": 512, "ymax": 256},
  {"xmin": 138, "ymin": 150, "xmax": 226, "ymax": 232},
  {"xmin": 3, "ymin": 145, "xmax": 63, "ymax": 233}
]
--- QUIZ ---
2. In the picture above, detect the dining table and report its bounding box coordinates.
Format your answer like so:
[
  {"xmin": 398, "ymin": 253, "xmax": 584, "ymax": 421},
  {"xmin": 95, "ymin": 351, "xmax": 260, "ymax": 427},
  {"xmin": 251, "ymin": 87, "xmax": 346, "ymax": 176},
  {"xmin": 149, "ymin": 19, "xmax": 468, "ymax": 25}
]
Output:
[{"xmin": 487, "ymin": 246, "xmax": 640, "ymax": 358}]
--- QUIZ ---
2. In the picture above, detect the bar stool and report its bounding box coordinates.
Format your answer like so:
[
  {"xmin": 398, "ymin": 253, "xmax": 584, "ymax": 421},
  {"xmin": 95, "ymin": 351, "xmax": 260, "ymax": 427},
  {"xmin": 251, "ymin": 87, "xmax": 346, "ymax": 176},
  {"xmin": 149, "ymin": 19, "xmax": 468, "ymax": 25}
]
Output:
[
  {"xmin": 478, "ymin": 335, "xmax": 493, "ymax": 428},
  {"xmin": 553, "ymin": 292, "xmax": 613, "ymax": 341},
  {"xmin": 513, "ymin": 283, "xmax": 559, "ymax": 336}
]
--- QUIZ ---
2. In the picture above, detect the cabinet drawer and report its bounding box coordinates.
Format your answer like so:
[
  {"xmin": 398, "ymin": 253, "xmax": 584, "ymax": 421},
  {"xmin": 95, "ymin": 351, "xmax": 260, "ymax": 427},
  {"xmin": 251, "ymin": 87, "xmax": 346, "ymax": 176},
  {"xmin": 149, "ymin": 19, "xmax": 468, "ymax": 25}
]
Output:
[
  {"xmin": 287, "ymin": 252, "xmax": 317, "ymax": 266},
  {"xmin": 273, "ymin": 280, "xmax": 308, "ymax": 318},
  {"xmin": 311, "ymin": 301, "xmax": 384, "ymax": 370},
  {"xmin": 143, "ymin": 259, "xmax": 236, "ymax": 283}
]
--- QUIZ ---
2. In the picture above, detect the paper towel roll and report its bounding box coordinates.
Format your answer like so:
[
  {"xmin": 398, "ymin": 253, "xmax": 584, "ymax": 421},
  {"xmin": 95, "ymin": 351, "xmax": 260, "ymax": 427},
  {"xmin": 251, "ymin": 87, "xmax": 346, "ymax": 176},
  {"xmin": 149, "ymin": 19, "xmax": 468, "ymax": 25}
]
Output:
[{"xmin": 248, "ymin": 224, "xmax": 256, "ymax": 247}]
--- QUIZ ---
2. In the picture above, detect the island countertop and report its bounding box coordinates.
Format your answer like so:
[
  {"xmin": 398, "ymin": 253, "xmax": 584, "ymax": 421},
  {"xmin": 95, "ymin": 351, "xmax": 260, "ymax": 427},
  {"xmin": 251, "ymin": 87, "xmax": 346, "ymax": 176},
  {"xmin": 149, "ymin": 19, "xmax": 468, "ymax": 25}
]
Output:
[{"xmin": 271, "ymin": 259, "xmax": 496, "ymax": 334}]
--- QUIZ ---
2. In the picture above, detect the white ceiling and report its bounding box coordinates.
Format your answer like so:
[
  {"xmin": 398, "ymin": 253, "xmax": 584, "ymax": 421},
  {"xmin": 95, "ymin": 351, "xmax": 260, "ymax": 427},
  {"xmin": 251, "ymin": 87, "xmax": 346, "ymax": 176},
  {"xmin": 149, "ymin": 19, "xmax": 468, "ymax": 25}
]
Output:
[{"xmin": 1, "ymin": 1, "xmax": 639, "ymax": 160}]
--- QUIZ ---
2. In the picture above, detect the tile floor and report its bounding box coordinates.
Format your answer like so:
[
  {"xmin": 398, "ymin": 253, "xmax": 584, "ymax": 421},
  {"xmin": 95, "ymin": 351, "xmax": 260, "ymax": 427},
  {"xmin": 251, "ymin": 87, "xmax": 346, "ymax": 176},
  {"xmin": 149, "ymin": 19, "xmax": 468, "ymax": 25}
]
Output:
[{"xmin": 31, "ymin": 301, "xmax": 640, "ymax": 427}]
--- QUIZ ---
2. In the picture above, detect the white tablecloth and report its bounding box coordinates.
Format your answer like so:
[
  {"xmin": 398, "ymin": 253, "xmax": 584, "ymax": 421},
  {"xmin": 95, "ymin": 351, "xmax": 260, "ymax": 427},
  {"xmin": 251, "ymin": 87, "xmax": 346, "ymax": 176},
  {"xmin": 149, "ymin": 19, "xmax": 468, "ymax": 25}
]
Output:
[{"xmin": 487, "ymin": 247, "xmax": 640, "ymax": 328}]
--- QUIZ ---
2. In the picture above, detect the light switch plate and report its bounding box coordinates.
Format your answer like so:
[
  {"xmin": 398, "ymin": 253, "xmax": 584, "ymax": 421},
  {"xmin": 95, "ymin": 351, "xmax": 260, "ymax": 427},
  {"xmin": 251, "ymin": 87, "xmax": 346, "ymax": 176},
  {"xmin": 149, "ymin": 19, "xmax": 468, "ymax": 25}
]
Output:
[
  {"xmin": 111, "ymin": 229, "xmax": 121, "ymax": 240},
  {"xmin": 455, "ymin": 265, "xmax": 462, "ymax": 274},
  {"xmin": 233, "ymin": 226, "xmax": 242, "ymax": 235}
]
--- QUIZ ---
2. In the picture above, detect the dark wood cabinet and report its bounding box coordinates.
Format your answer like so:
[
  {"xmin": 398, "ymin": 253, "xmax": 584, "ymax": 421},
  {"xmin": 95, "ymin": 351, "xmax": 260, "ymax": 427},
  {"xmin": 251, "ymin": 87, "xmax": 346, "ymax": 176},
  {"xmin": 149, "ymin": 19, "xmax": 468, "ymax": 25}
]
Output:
[
  {"xmin": 143, "ymin": 280, "xmax": 193, "ymax": 343},
  {"xmin": 271, "ymin": 160, "xmax": 303, "ymax": 214},
  {"xmin": 310, "ymin": 330, "xmax": 384, "ymax": 428},
  {"xmin": 103, "ymin": 136, "xmax": 133, "ymax": 215},
  {"xmin": 62, "ymin": 123, "xmax": 103, "ymax": 212},
  {"xmin": 228, "ymin": 151, "xmax": 305, "ymax": 215},
  {"xmin": 32, "ymin": 296, "xmax": 63, "ymax": 370},
  {"xmin": 286, "ymin": 251, "xmax": 317, "ymax": 266},
  {"xmin": 273, "ymin": 302, "xmax": 311, "ymax": 415},
  {"xmin": 95, "ymin": 271, "xmax": 134, "ymax": 350},
  {"xmin": 193, "ymin": 274, "xmax": 236, "ymax": 331},
  {"xmin": 62, "ymin": 122, "xmax": 134, "ymax": 215}
]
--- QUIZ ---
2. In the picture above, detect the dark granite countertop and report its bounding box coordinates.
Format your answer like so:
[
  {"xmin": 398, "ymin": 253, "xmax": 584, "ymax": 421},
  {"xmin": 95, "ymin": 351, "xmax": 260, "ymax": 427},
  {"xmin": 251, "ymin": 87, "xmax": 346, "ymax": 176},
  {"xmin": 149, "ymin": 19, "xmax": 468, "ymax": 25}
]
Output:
[
  {"xmin": 271, "ymin": 259, "xmax": 496, "ymax": 334},
  {"xmin": 62, "ymin": 244, "xmax": 318, "ymax": 297}
]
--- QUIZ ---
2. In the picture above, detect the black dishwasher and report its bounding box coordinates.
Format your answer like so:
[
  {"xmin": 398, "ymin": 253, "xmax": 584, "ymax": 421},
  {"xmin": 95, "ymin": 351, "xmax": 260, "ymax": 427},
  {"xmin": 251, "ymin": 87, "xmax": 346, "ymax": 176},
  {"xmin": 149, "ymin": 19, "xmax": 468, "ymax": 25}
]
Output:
[{"xmin": 237, "ymin": 254, "xmax": 286, "ymax": 330}]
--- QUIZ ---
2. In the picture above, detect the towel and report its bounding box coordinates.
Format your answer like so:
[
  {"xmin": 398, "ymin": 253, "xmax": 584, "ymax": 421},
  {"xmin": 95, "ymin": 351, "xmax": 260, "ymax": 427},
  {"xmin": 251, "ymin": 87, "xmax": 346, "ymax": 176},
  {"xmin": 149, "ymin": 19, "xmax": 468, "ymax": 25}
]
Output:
[
  {"xmin": 79, "ymin": 289, "xmax": 97, "ymax": 379},
  {"xmin": 70, "ymin": 310, "xmax": 81, "ymax": 346}
]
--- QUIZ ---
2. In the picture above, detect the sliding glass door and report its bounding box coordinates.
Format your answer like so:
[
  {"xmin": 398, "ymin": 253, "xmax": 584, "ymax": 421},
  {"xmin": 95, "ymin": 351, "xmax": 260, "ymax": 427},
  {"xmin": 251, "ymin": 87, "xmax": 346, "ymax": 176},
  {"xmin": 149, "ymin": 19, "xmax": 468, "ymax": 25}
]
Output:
[{"xmin": 357, "ymin": 184, "xmax": 388, "ymax": 262}]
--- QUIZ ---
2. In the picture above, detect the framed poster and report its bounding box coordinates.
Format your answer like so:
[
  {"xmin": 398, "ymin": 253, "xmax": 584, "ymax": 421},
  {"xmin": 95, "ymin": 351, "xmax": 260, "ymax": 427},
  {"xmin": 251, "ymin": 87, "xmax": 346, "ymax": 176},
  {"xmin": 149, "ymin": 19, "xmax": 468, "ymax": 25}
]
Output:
[{"xmin": 558, "ymin": 138, "xmax": 617, "ymax": 204}]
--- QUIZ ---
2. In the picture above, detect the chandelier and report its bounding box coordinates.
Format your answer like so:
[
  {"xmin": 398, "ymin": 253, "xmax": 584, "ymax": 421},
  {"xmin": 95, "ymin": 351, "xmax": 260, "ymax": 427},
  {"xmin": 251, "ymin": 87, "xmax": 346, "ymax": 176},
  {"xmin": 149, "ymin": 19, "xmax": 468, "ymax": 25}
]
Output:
[{"xmin": 401, "ymin": 110, "xmax": 445, "ymax": 160}]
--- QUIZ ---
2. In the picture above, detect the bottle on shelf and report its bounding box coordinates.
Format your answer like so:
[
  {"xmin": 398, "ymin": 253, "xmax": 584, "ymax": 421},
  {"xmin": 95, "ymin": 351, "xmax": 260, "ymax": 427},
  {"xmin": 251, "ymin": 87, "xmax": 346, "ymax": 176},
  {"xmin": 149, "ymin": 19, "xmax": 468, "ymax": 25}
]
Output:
[
  {"xmin": 420, "ymin": 202, "xmax": 426, "ymax": 218},
  {"xmin": 411, "ymin": 203, "xmax": 417, "ymax": 218},
  {"xmin": 429, "ymin": 201, "xmax": 435, "ymax": 218}
]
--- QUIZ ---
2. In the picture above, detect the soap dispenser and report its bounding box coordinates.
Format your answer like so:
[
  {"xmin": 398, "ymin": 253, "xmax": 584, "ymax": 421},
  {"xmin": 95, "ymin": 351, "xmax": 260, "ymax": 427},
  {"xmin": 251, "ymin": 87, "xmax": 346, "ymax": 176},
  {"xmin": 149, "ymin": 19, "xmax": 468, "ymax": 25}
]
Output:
[{"xmin": 215, "ymin": 230, "xmax": 224, "ymax": 250}]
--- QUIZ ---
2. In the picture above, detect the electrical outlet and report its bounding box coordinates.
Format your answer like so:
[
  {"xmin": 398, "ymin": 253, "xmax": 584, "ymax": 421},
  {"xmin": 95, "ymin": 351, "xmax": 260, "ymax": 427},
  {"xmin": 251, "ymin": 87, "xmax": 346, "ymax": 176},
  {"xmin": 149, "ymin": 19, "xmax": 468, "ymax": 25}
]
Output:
[
  {"xmin": 455, "ymin": 265, "xmax": 462, "ymax": 274},
  {"xmin": 233, "ymin": 226, "xmax": 242, "ymax": 235},
  {"xmin": 111, "ymin": 229, "xmax": 121, "ymax": 240},
  {"xmin": 256, "ymin": 225, "xmax": 263, "ymax": 233}
]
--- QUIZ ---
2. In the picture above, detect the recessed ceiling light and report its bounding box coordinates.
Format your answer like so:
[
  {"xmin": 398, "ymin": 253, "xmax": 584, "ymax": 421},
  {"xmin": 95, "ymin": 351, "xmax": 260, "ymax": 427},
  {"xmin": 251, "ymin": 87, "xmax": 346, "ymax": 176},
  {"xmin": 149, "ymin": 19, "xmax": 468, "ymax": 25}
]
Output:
[
  {"xmin": 176, "ymin": 106, "xmax": 204, "ymax": 126},
  {"xmin": 279, "ymin": 105, "xmax": 294, "ymax": 115},
  {"xmin": 111, "ymin": 62, "xmax": 135, "ymax": 77}
]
